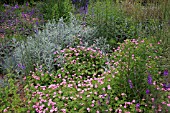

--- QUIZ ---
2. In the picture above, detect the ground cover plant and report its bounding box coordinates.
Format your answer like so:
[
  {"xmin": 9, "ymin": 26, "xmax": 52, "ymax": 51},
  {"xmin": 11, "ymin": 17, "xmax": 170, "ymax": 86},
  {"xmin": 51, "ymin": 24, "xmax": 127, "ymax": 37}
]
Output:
[{"xmin": 0, "ymin": 0, "xmax": 170, "ymax": 112}]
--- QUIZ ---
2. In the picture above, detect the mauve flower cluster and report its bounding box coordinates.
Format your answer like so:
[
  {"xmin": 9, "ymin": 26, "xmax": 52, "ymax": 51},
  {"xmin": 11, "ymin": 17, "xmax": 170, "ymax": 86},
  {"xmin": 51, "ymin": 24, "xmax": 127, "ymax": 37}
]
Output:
[
  {"xmin": 53, "ymin": 46, "xmax": 107, "ymax": 79},
  {"xmin": 26, "ymin": 68, "xmax": 114, "ymax": 112},
  {"xmin": 24, "ymin": 47, "xmax": 132, "ymax": 112}
]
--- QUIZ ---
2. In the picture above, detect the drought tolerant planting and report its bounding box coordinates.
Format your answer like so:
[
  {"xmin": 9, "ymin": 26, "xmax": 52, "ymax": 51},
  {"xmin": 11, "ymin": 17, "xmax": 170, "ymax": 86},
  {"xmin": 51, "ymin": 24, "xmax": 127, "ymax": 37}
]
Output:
[{"xmin": 0, "ymin": 0, "xmax": 170, "ymax": 112}]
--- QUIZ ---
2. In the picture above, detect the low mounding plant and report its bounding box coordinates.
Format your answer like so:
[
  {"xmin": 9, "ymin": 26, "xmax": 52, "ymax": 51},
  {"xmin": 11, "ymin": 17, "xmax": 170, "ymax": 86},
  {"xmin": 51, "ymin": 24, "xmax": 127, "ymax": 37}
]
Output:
[
  {"xmin": 108, "ymin": 38, "xmax": 169, "ymax": 112},
  {"xmin": 54, "ymin": 46, "xmax": 107, "ymax": 79},
  {"xmin": 10, "ymin": 14, "xmax": 108, "ymax": 74},
  {"xmin": 23, "ymin": 47, "xmax": 119, "ymax": 112}
]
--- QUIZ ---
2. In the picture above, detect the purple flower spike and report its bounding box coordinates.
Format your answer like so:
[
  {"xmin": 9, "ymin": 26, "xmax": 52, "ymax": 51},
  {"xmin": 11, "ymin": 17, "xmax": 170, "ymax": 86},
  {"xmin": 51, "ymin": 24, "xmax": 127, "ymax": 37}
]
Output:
[
  {"xmin": 146, "ymin": 89, "xmax": 150, "ymax": 94},
  {"xmin": 163, "ymin": 70, "xmax": 168, "ymax": 76},
  {"xmin": 147, "ymin": 74, "xmax": 152, "ymax": 85},
  {"xmin": 128, "ymin": 79, "xmax": 133, "ymax": 88}
]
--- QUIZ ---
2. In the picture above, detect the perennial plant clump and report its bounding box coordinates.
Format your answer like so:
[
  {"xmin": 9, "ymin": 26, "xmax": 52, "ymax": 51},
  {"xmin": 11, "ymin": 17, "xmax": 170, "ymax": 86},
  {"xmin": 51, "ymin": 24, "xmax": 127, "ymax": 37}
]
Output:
[
  {"xmin": 108, "ymin": 38, "xmax": 169, "ymax": 112},
  {"xmin": 11, "ymin": 14, "xmax": 108, "ymax": 74}
]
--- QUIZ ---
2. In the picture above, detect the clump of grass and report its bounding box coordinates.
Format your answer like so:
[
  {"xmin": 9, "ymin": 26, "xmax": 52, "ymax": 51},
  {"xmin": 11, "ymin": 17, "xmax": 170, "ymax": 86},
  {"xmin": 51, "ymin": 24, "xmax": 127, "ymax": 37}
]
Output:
[{"xmin": 121, "ymin": 1, "xmax": 163, "ymax": 22}]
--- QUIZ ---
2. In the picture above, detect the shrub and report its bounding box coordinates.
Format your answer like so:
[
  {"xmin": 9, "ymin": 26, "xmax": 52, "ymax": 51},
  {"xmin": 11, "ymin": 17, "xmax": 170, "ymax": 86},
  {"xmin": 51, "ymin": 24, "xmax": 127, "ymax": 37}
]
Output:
[
  {"xmin": 11, "ymin": 14, "xmax": 107, "ymax": 74},
  {"xmin": 54, "ymin": 46, "xmax": 107, "ymax": 79},
  {"xmin": 52, "ymin": 0, "xmax": 73, "ymax": 22}
]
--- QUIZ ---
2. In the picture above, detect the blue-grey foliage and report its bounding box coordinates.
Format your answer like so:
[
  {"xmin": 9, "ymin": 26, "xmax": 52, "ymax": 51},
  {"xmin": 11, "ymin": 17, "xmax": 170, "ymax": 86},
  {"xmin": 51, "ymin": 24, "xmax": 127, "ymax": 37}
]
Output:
[{"xmin": 11, "ymin": 13, "xmax": 109, "ymax": 73}]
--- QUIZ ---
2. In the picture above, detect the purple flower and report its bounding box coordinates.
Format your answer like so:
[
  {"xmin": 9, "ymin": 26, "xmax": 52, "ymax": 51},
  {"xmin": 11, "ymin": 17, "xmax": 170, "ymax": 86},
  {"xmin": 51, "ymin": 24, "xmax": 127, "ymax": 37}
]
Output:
[
  {"xmin": 4, "ymin": 4, "xmax": 9, "ymax": 7},
  {"xmin": 36, "ymin": 21, "xmax": 39, "ymax": 26},
  {"xmin": 11, "ymin": 7, "xmax": 15, "ymax": 11},
  {"xmin": 26, "ymin": 2, "xmax": 29, "ymax": 6},
  {"xmin": 30, "ymin": 9, "xmax": 35, "ymax": 16},
  {"xmin": 18, "ymin": 63, "xmax": 25, "ymax": 70},
  {"xmin": 147, "ymin": 74, "xmax": 152, "ymax": 85},
  {"xmin": 136, "ymin": 103, "xmax": 140, "ymax": 108},
  {"xmin": 163, "ymin": 83, "xmax": 170, "ymax": 90},
  {"xmin": 163, "ymin": 70, "xmax": 168, "ymax": 76},
  {"xmin": 15, "ymin": 4, "xmax": 19, "ymax": 9},
  {"xmin": 98, "ymin": 100, "xmax": 101, "ymax": 105},
  {"xmin": 107, "ymin": 95, "xmax": 110, "ymax": 101},
  {"xmin": 128, "ymin": 79, "xmax": 133, "ymax": 88},
  {"xmin": 146, "ymin": 89, "xmax": 150, "ymax": 94}
]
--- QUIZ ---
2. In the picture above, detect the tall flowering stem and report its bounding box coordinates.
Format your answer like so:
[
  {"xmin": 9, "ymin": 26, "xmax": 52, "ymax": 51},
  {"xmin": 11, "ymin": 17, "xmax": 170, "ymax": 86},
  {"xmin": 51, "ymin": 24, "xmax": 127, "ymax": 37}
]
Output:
[
  {"xmin": 128, "ymin": 79, "xmax": 133, "ymax": 88},
  {"xmin": 147, "ymin": 74, "xmax": 152, "ymax": 85}
]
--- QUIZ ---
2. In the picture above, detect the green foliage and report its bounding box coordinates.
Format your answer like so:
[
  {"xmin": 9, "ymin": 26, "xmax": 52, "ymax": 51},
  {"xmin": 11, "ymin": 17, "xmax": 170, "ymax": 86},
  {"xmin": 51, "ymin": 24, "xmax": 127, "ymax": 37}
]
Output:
[
  {"xmin": 24, "ymin": 42, "xmax": 168, "ymax": 112},
  {"xmin": 85, "ymin": 0, "xmax": 139, "ymax": 48},
  {"xmin": 24, "ymin": 54, "xmax": 125, "ymax": 112},
  {"xmin": 0, "ymin": 73, "xmax": 26, "ymax": 112},
  {"xmin": 0, "ymin": 38, "xmax": 18, "ymax": 75},
  {"xmin": 0, "ymin": 1, "xmax": 169, "ymax": 112},
  {"xmin": 108, "ymin": 38, "xmax": 169, "ymax": 111},
  {"xmin": 0, "ymin": 0, "xmax": 42, "ymax": 5},
  {"xmin": 55, "ymin": 46, "xmax": 107, "ymax": 80},
  {"xmin": 35, "ymin": 0, "xmax": 73, "ymax": 22},
  {"xmin": 52, "ymin": 0, "xmax": 73, "ymax": 22}
]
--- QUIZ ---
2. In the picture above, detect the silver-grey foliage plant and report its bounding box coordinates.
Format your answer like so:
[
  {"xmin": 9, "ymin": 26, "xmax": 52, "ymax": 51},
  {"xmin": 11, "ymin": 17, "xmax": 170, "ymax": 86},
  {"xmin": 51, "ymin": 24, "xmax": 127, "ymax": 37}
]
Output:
[{"xmin": 12, "ymin": 13, "xmax": 109, "ymax": 73}]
